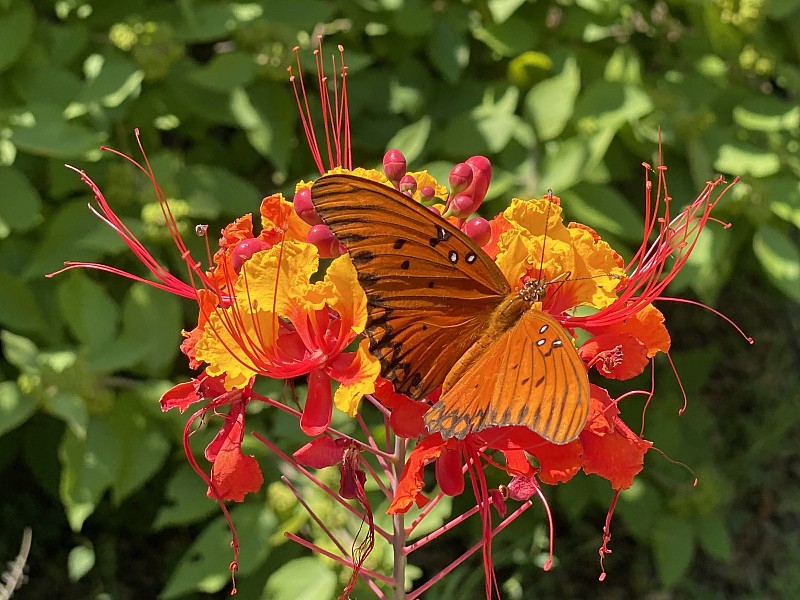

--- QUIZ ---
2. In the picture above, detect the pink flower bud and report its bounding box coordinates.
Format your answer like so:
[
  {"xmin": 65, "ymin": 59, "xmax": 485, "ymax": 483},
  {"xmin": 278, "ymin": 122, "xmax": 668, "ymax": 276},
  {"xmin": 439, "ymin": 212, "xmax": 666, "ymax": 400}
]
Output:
[
  {"xmin": 464, "ymin": 155, "xmax": 492, "ymax": 206},
  {"xmin": 419, "ymin": 185, "xmax": 436, "ymax": 202},
  {"xmin": 294, "ymin": 187, "xmax": 321, "ymax": 225},
  {"xmin": 448, "ymin": 162, "xmax": 473, "ymax": 195},
  {"xmin": 231, "ymin": 237, "xmax": 270, "ymax": 273},
  {"xmin": 445, "ymin": 193, "xmax": 480, "ymax": 218},
  {"xmin": 399, "ymin": 174, "xmax": 417, "ymax": 195},
  {"xmin": 383, "ymin": 148, "xmax": 407, "ymax": 185},
  {"xmin": 463, "ymin": 217, "xmax": 491, "ymax": 246},
  {"xmin": 306, "ymin": 224, "xmax": 343, "ymax": 258}
]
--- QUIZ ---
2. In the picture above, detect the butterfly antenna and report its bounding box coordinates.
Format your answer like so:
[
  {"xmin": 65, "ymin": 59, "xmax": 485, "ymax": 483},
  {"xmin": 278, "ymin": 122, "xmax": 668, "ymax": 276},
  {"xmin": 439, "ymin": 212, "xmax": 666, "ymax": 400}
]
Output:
[{"xmin": 535, "ymin": 189, "xmax": 555, "ymax": 285}]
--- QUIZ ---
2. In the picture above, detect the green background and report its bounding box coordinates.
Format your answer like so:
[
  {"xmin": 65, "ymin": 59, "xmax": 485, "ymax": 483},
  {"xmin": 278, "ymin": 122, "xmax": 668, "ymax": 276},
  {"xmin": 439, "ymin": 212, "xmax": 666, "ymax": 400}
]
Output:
[{"xmin": 1, "ymin": 0, "xmax": 798, "ymax": 598}]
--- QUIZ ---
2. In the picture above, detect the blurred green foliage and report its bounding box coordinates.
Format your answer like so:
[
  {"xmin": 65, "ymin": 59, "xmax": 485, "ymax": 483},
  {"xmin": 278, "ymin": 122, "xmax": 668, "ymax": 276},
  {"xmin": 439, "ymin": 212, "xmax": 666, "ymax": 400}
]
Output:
[{"xmin": 1, "ymin": 0, "xmax": 799, "ymax": 598}]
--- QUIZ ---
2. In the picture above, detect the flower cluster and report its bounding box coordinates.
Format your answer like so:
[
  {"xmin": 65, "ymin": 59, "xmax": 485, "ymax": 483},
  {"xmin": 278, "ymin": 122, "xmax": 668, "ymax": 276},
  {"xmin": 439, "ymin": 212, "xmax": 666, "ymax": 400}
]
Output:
[{"xmin": 52, "ymin": 41, "xmax": 742, "ymax": 599}]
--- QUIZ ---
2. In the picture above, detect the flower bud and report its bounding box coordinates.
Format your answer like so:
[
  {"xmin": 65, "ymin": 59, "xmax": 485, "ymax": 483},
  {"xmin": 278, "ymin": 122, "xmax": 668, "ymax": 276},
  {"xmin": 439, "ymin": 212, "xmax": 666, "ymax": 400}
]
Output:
[
  {"xmin": 448, "ymin": 162, "xmax": 473, "ymax": 195},
  {"xmin": 294, "ymin": 187, "xmax": 321, "ymax": 225},
  {"xmin": 399, "ymin": 174, "xmax": 417, "ymax": 195},
  {"xmin": 306, "ymin": 224, "xmax": 344, "ymax": 258},
  {"xmin": 464, "ymin": 155, "xmax": 492, "ymax": 206},
  {"xmin": 231, "ymin": 237, "xmax": 270, "ymax": 273},
  {"xmin": 419, "ymin": 185, "xmax": 436, "ymax": 203},
  {"xmin": 445, "ymin": 193, "xmax": 480, "ymax": 218},
  {"xmin": 383, "ymin": 148, "xmax": 407, "ymax": 185},
  {"xmin": 463, "ymin": 217, "xmax": 491, "ymax": 246}
]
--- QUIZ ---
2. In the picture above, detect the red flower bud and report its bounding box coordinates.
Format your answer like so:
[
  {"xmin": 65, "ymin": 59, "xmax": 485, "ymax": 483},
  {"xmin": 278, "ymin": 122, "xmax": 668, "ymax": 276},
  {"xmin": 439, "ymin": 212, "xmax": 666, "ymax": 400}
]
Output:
[
  {"xmin": 306, "ymin": 224, "xmax": 344, "ymax": 258},
  {"xmin": 231, "ymin": 237, "xmax": 270, "ymax": 273},
  {"xmin": 448, "ymin": 162, "xmax": 473, "ymax": 195},
  {"xmin": 294, "ymin": 187, "xmax": 321, "ymax": 225},
  {"xmin": 383, "ymin": 148, "xmax": 407, "ymax": 185},
  {"xmin": 463, "ymin": 217, "xmax": 491, "ymax": 246},
  {"xmin": 399, "ymin": 174, "xmax": 417, "ymax": 195}
]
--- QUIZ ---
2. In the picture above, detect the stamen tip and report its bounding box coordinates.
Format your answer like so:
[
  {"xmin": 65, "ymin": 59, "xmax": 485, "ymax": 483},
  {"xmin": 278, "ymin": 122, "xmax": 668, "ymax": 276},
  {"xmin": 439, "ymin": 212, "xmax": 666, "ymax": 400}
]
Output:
[
  {"xmin": 543, "ymin": 558, "xmax": 552, "ymax": 572},
  {"xmin": 599, "ymin": 572, "xmax": 606, "ymax": 582}
]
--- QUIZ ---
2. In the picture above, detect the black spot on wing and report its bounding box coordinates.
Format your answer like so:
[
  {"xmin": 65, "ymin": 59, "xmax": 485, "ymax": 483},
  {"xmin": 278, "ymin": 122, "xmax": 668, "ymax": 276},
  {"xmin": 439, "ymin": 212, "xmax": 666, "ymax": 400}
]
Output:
[
  {"xmin": 400, "ymin": 260, "xmax": 410, "ymax": 270},
  {"xmin": 393, "ymin": 239, "xmax": 406, "ymax": 249}
]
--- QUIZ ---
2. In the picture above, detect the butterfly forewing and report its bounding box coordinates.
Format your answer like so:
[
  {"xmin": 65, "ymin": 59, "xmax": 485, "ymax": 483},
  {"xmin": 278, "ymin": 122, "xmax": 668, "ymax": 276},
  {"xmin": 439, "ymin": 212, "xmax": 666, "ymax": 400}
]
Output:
[
  {"xmin": 424, "ymin": 310, "xmax": 590, "ymax": 444},
  {"xmin": 311, "ymin": 174, "xmax": 511, "ymax": 398}
]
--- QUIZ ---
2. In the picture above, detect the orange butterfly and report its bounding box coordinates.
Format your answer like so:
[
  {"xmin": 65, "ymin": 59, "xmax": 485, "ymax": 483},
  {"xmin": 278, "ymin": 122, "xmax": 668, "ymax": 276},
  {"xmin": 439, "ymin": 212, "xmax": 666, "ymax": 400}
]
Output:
[{"xmin": 311, "ymin": 174, "xmax": 590, "ymax": 444}]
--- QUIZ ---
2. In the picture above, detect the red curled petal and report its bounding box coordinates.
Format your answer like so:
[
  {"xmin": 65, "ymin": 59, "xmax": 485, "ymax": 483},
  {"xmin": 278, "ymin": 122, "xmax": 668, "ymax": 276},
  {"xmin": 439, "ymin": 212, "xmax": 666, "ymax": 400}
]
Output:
[
  {"xmin": 300, "ymin": 369, "xmax": 333, "ymax": 436},
  {"xmin": 294, "ymin": 436, "xmax": 346, "ymax": 469},
  {"xmin": 388, "ymin": 433, "xmax": 445, "ymax": 514}
]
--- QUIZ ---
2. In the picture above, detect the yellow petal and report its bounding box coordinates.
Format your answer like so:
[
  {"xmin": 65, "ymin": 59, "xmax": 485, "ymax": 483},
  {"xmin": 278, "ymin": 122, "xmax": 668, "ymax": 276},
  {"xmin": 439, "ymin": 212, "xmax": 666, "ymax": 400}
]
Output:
[
  {"xmin": 325, "ymin": 254, "xmax": 367, "ymax": 333},
  {"xmin": 332, "ymin": 339, "xmax": 381, "ymax": 416},
  {"xmin": 195, "ymin": 306, "xmax": 278, "ymax": 390},
  {"xmin": 236, "ymin": 240, "xmax": 320, "ymax": 316}
]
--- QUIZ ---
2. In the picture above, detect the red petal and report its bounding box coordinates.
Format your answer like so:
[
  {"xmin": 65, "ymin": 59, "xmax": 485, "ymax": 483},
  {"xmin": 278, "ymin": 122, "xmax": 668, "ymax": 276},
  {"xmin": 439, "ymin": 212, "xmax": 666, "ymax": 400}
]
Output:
[
  {"xmin": 301, "ymin": 369, "xmax": 333, "ymax": 436},
  {"xmin": 207, "ymin": 415, "xmax": 263, "ymax": 501},
  {"xmin": 388, "ymin": 433, "xmax": 445, "ymax": 514},
  {"xmin": 373, "ymin": 377, "xmax": 411, "ymax": 409},
  {"xmin": 390, "ymin": 400, "xmax": 429, "ymax": 438},
  {"xmin": 294, "ymin": 436, "xmax": 345, "ymax": 469},
  {"xmin": 160, "ymin": 380, "xmax": 201, "ymax": 413},
  {"xmin": 529, "ymin": 440, "xmax": 582, "ymax": 485},
  {"xmin": 435, "ymin": 444, "xmax": 464, "ymax": 496},
  {"xmin": 580, "ymin": 387, "xmax": 652, "ymax": 489},
  {"xmin": 580, "ymin": 332, "xmax": 649, "ymax": 380},
  {"xmin": 501, "ymin": 448, "xmax": 536, "ymax": 478}
]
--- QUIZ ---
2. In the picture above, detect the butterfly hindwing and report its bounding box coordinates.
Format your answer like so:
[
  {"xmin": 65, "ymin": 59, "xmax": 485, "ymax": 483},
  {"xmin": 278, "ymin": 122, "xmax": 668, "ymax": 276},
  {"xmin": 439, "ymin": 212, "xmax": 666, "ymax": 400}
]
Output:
[
  {"xmin": 311, "ymin": 174, "xmax": 511, "ymax": 398},
  {"xmin": 424, "ymin": 310, "xmax": 590, "ymax": 444}
]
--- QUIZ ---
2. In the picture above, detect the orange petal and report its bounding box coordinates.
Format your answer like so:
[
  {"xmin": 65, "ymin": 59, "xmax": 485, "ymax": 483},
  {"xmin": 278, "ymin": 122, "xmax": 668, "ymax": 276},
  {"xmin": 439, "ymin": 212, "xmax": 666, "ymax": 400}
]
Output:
[{"xmin": 388, "ymin": 434, "xmax": 445, "ymax": 514}]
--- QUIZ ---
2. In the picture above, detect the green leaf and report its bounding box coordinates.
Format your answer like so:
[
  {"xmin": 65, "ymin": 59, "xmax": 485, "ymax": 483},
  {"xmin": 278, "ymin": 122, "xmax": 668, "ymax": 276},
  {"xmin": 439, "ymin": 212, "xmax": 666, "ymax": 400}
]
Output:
[
  {"xmin": 715, "ymin": 142, "xmax": 781, "ymax": 178},
  {"xmin": 753, "ymin": 224, "xmax": 800, "ymax": 302},
  {"xmin": 43, "ymin": 391, "xmax": 88, "ymax": 439},
  {"xmin": 177, "ymin": 164, "xmax": 262, "ymax": 220},
  {"xmin": 574, "ymin": 81, "xmax": 653, "ymax": 132},
  {"xmin": 0, "ymin": 0, "xmax": 35, "ymax": 73},
  {"xmin": 0, "ymin": 381, "xmax": 37, "ymax": 438},
  {"xmin": 0, "ymin": 330, "xmax": 39, "ymax": 373},
  {"xmin": 767, "ymin": 175, "xmax": 800, "ymax": 229},
  {"xmin": 537, "ymin": 137, "xmax": 587, "ymax": 192},
  {"xmin": 386, "ymin": 116, "xmax": 431, "ymax": 165},
  {"xmin": 229, "ymin": 83, "xmax": 294, "ymax": 172},
  {"xmin": 0, "ymin": 166, "xmax": 43, "ymax": 238},
  {"xmin": 10, "ymin": 103, "xmax": 104, "ymax": 159},
  {"xmin": 695, "ymin": 513, "xmax": 733, "ymax": 562},
  {"xmin": 69, "ymin": 52, "xmax": 144, "ymax": 114},
  {"xmin": 189, "ymin": 52, "xmax": 256, "ymax": 92},
  {"xmin": 115, "ymin": 283, "xmax": 182, "ymax": 376},
  {"xmin": 59, "ymin": 416, "xmax": 118, "ymax": 531},
  {"xmin": 428, "ymin": 20, "xmax": 469, "ymax": 84},
  {"xmin": 733, "ymin": 96, "xmax": 800, "ymax": 132},
  {"xmin": 560, "ymin": 183, "xmax": 645, "ymax": 242},
  {"xmin": 13, "ymin": 64, "xmax": 82, "ymax": 108},
  {"xmin": 109, "ymin": 394, "xmax": 170, "ymax": 503},
  {"xmin": 488, "ymin": 0, "xmax": 527, "ymax": 23},
  {"xmin": 154, "ymin": 466, "xmax": 219, "ymax": 528},
  {"xmin": 26, "ymin": 201, "xmax": 110, "ymax": 279},
  {"xmin": 525, "ymin": 55, "xmax": 580, "ymax": 140},
  {"xmin": 161, "ymin": 504, "xmax": 277, "ymax": 598},
  {"xmin": 263, "ymin": 557, "xmax": 337, "ymax": 600},
  {"xmin": 57, "ymin": 271, "xmax": 120, "ymax": 350},
  {"xmin": 653, "ymin": 516, "xmax": 695, "ymax": 587},
  {"xmin": 67, "ymin": 544, "xmax": 95, "ymax": 582},
  {"xmin": 0, "ymin": 270, "xmax": 48, "ymax": 335}
]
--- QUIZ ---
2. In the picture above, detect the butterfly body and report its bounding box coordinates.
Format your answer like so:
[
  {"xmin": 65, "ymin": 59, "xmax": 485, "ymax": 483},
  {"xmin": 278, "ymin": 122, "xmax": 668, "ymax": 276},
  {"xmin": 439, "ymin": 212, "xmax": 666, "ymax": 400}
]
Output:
[{"xmin": 311, "ymin": 174, "xmax": 590, "ymax": 444}]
